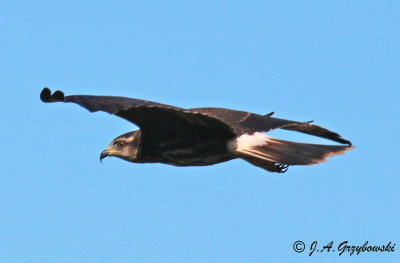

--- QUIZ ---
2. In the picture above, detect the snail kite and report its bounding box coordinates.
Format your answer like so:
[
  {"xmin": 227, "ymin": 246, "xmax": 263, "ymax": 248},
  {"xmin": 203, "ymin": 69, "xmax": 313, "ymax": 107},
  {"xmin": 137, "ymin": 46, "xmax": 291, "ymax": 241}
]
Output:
[{"xmin": 40, "ymin": 88, "xmax": 353, "ymax": 173}]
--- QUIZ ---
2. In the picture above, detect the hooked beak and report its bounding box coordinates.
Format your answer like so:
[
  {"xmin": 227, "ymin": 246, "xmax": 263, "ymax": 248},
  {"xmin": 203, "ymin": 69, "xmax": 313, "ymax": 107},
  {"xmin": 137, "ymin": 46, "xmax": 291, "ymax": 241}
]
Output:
[{"xmin": 100, "ymin": 149, "xmax": 110, "ymax": 163}]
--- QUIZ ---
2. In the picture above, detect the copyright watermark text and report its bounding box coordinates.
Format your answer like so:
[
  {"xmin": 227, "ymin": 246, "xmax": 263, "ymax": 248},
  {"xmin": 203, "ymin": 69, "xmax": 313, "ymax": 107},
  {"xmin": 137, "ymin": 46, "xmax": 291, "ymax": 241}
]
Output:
[{"xmin": 293, "ymin": 240, "xmax": 396, "ymax": 256}]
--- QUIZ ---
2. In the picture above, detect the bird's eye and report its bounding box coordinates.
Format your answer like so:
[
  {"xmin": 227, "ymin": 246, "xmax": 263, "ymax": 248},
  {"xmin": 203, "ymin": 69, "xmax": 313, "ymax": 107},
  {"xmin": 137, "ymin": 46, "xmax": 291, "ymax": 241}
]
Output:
[{"xmin": 116, "ymin": 141, "xmax": 127, "ymax": 148}]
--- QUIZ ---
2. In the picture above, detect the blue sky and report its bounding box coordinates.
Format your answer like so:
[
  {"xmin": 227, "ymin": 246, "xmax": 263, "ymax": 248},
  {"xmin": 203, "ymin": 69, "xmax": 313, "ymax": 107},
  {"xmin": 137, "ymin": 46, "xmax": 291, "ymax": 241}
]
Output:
[{"xmin": 1, "ymin": 1, "xmax": 399, "ymax": 262}]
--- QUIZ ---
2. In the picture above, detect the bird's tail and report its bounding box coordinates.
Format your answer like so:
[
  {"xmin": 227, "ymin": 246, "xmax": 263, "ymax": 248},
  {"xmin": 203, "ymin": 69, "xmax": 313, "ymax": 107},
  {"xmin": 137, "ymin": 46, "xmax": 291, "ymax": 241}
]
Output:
[{"xmin": 234, "ymin": 132, "xmax": 353, "ymax": 173}]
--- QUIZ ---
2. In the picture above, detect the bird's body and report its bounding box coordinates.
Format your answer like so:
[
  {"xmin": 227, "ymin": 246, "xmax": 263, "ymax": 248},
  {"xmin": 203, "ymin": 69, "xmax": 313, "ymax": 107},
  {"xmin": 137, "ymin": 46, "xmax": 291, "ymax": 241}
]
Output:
[
  {"xmin": 41, "ymin": 88, "xmax": 353, "ymax": 173},
  {"xmin": 121, "ymin": 130, "xmax": 236, "ymax": 166}
]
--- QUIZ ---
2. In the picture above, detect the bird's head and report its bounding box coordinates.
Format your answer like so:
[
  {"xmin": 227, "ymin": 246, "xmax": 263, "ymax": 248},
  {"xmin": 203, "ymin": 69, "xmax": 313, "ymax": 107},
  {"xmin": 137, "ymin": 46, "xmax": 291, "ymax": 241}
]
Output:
[{"xmin": 100, "ymin": 130, "xmax": 141, "ymax": 163}]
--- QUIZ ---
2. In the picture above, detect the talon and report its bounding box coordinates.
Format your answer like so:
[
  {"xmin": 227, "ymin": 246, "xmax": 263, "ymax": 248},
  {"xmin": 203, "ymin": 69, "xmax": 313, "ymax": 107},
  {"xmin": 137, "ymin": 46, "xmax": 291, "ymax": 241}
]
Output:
[{"xmin": 276, "ymin": 163, "xmax": 289, "ymax": 173}]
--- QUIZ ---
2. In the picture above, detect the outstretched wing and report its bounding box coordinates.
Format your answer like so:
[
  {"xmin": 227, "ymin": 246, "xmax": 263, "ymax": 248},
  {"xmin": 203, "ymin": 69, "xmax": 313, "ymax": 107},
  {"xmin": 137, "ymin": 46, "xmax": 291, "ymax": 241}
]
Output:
[
  {"xmin": 40, "ymin": 88, "xmax": 235, "ymax": 139},
  {"xmin": 189, "ymin": 107, "xmax": 352, "ymax": 145},
  {"xmin": 41, "ymin": 88, "xmax": 351, "ymax": 146}
]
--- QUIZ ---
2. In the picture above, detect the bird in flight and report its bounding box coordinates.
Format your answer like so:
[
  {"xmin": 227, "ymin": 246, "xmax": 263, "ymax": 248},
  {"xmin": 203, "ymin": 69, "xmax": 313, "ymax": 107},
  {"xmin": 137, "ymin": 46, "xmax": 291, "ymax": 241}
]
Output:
[{"xmin": 40, "ymin": 88, "xmax": 353, "ymax": 173}]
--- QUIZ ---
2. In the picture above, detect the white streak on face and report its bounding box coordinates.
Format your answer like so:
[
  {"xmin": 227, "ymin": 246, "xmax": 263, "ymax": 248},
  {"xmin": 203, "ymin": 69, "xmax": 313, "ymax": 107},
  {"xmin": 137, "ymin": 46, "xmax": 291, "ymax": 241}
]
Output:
[{"xmin": 235, "ymin": 132, "xmax": 271, "ymax": 151}]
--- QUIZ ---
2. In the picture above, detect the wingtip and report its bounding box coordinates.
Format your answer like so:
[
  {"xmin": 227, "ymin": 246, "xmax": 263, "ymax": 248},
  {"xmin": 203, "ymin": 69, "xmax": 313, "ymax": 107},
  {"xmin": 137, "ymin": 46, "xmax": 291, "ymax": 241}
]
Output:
[
  {"xmin": 264, "ymin": 112, "xmax": 274, "ymax": 118},
  {"xmin": 345, "ymin": 140, "xmax": 353, "ymax": 147},
  {"xmin": 334, "ymin": 136, "xmax": 352, "ymax": 146},
  {"xmin": 40, "ymin": 87, "xmax": 65, "ymax": 103}
]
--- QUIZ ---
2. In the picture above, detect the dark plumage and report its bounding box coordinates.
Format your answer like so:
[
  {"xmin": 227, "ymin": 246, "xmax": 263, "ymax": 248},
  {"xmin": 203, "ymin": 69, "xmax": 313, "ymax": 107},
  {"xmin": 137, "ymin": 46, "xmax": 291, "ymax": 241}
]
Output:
[{"xmin": 40, "ymin": 88, "xmax": 353, "ymax": 173}]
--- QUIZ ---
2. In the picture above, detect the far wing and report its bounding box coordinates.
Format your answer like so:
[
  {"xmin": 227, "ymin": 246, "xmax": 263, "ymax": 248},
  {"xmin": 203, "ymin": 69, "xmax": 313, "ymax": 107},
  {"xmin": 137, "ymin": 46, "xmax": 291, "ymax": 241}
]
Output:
[
  {"xmin": 40, "ymin": 88, "xmax": 235, "ymax": 139},
  {"xmin": 189, "ymin": 107, "xmax": 352, "ymax": 145}
]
